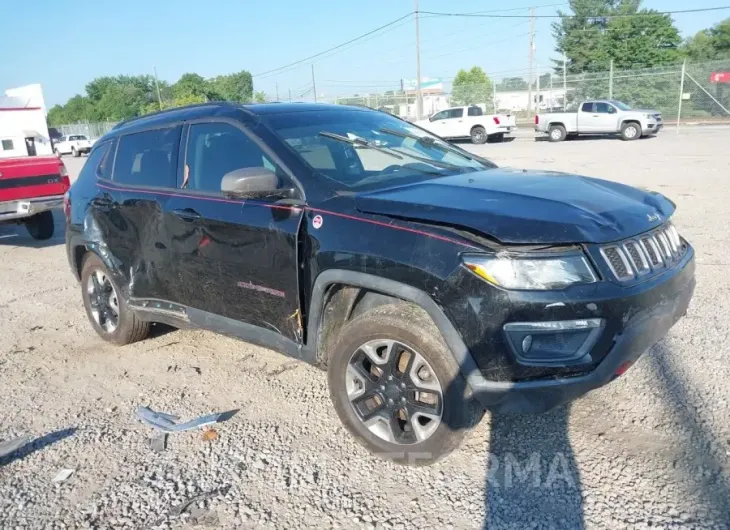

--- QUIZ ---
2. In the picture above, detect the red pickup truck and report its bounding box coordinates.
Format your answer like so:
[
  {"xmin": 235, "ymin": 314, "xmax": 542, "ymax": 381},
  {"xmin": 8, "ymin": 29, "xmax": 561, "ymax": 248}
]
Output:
[{"xmin": 0, "ymin": 156, "xmax": 70, "ymax": 240}]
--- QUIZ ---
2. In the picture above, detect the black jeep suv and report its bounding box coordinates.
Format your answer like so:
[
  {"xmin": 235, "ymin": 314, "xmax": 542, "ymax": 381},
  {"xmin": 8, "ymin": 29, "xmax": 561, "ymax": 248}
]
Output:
[{"xmin": 65, "ymin": 103, "xmax": 695, "ymax": 464}]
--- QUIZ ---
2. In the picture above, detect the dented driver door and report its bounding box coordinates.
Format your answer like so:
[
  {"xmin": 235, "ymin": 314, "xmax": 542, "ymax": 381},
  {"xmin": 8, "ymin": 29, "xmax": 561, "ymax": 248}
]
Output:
[{"xmin": 173, "ymin": 120, "xmax": 304, "ymax": 342}]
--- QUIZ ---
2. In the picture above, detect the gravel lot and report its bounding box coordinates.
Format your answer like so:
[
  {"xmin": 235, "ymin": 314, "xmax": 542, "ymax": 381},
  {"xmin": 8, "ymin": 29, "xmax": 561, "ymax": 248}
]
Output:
[{"xmin": 1, "ymin": 128, "xmax": 729, "ymax": 529}]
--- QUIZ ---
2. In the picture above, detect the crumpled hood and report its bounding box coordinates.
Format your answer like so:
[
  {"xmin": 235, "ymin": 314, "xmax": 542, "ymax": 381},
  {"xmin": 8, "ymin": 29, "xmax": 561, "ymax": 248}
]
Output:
[{"xmin": 354, "ymin": 169, "xmax": 675, "ymax": 245}]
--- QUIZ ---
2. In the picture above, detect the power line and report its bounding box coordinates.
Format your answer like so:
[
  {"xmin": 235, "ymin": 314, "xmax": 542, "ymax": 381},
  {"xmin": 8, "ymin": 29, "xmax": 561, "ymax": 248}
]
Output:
[
  {"xmin": 253, "ymin": 13, "xmax": 414, "ymax": 78},
  {"xmin": 419, "ymin": 6, "xmax": 730, "ymax": 19}
]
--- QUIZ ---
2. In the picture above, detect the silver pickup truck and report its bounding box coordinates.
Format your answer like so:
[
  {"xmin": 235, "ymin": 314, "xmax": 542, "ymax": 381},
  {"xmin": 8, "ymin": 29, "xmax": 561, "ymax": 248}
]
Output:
[{"xmin": 535, "ymin": 100, "xmax": 663, "ymax": 142}]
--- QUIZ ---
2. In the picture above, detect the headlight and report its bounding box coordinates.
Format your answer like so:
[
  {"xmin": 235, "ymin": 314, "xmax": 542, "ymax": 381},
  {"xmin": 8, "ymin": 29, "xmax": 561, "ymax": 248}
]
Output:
[
  {"xmin": 645, "ymin": 114, "xmax": 654, "ymax": 119},
  {"xmin": 463, "ymin": 253, "xmax": 597, "ymax": 290}
]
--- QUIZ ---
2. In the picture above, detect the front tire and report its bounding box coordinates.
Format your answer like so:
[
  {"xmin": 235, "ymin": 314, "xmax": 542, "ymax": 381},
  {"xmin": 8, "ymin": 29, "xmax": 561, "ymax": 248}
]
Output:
[
  {"xmin": 24, "ymin": 211, "xmax": 55, "ymax": 240},
  {"xmin": 80, "ymin": 254, "xmax": 150, "ymax": 345},
  {"xmin": 620, "ymin": 122, "xmax": 641, "ymax": 141},
  {"xmin": 470, "ymin": 126, "xmax": 488, "ymax": 144},
  {"xmin": 327, "ymin": 303, "xmax": 480, "ymax": 466}
]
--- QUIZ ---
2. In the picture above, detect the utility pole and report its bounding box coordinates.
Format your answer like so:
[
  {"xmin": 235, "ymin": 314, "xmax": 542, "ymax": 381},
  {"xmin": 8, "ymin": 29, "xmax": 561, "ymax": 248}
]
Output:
[
  {"xmin": 289, "ymin": 88, "xmax": 292, "ymax": 102},
  {"xmin": 311, "ymin": 64, "xmax": 317, "ymax": 103},
  {"xmin": 276, "ymin": 82, "xmax": 279, "ymax": 102},
  {"xmin": 609, "ymin": 59, "xmax": 614, "ymax": 100},
  {"xmin": 153, "ymin": 66, "xmax": 163, "ymax": 110},
  {"xmin": 415, "ymin": 0, "xmax": 423, "ymax": 120},
  {"xmin": 528, "ymin": 7, "xmax": 535, "ymax": 113},
  {"xmin": 677, "ymin": 59, "xmax": 687, "ymax": 134},
  {"xmin": 563, "ymin": 53, "xmax": 567, "ymax": 110},
  {"xmin": 536, "ymin": 65, "xmax": 540, "ymax": 111}
]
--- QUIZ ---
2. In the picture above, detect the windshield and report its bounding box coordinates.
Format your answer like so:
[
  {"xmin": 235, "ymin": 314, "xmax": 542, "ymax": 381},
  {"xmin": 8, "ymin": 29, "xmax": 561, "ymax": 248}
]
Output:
[
  {"xmin": 265, "ymin": 109, "xmax": 494, "ymax": 190},
  {"xmin": 609, "ymin": 100, "xmax": 632, "ymax": 111}
]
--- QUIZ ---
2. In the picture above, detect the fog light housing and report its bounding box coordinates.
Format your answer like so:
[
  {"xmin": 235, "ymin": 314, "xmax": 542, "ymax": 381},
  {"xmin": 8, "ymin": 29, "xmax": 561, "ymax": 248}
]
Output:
[{"xmin": 503, "ymin": 319, "xmax": 604, "ymax": 365}]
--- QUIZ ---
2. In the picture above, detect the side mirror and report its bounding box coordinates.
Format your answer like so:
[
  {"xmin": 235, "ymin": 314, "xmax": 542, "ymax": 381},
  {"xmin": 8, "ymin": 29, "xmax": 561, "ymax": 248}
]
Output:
[{"xmin": 221, "ymin": 167, "xmax": 279, "ymax": 198}]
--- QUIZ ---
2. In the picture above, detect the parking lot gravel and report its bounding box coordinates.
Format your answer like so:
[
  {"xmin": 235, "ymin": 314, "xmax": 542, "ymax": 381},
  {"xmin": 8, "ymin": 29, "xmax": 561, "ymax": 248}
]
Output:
[{"xmin": 1, "ymin": 127, "xmax": 729, "ymax": 529}]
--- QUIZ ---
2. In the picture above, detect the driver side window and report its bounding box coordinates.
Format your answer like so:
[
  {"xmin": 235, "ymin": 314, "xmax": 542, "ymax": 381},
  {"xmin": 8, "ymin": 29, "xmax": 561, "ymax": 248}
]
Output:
[
  {"xmin": 595, "ymin": 102, "xmax": 614, "ymax": 114},
  {"xmin": 184, "ymin": 122, "xmax": 284, "ymax": 193},
  {"xmin": 431, "ymin": 111, "xmax": 449, "ymax": 121}
]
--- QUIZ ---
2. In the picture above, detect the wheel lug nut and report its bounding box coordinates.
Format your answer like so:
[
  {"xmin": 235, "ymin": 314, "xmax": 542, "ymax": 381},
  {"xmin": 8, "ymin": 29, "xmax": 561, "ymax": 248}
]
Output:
[
  {"xmin": 400, "ymin": 397, "xmax": 406, "ymax": 404},
  {"xmin": 387, "ymin": 398, "xmax": 394, "ymax": 405},
  {"xmin": 400, "ymin": 383, "xmax": 406, "ymax": 389},
  {"xmin": 380, "ymin": 385, "xmax": 385, "ymax": 391},
  {"xmin": 388, "ymin": 375, "xmax": 393, "ymax": 381}
]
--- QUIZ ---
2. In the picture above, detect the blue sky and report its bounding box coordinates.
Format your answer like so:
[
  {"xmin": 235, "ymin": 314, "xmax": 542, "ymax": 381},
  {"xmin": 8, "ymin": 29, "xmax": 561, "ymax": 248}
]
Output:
[{"xmin": 1, "ymin": 0, "xmax": 728, "ymax": 106}]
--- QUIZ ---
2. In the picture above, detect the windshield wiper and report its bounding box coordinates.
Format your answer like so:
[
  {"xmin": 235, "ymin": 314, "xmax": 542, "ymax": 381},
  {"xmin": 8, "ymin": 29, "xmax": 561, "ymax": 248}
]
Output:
[
  {"xmin": 318, "ymin": 131, "xmax": 402, "ymax": 160},
  {"xmin": 378, "ymin": 128, "xmax": 475, "ymax": 161},
  {"xmin": 319, "ymin": 131, "xmax": 459, "ymax": 174}
]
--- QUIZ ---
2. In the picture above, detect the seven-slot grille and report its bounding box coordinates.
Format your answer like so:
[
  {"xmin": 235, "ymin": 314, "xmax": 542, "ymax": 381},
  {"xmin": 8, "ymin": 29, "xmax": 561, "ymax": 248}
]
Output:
[{"xmin": 600, "ymin": 223, "xmax": 684, "ymax": 281}]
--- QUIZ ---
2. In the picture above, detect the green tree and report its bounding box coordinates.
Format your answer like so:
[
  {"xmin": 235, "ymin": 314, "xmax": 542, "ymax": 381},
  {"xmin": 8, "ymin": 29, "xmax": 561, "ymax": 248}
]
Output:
[
  {"xmin": 172, "ymin": 73, "xmax": 211, "ymax": 100},
  {"xmin": 496, "ymin": 77, "xmax": 528, "ymax": 91},
  {"xmin": 451, "ymin": 66, "xmax": 493, "ymax": 105},
  {"xmin": 553, "ymin": 0, "xmax": 681, "ymax": 73},
  {"xmin": 209, "ymin": 71, "xmax": 254, "ymax": 102},
  {"xmin": 253, "ymin": 91, "xmax": 267, "ymax": 103},
  {"xmin": 683, "ymin": 18, "xmax": 730, "ymax": 60}
]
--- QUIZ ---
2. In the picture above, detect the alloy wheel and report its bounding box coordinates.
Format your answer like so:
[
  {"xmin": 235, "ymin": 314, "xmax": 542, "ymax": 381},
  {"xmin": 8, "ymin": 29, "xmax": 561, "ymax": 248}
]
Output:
[
  {"xmin": 86, "ymin": 270, "xmax": 119, "ymax": 333},
  {"xmin": 346, "ymin": 339, "xmax": 443, "ymax": 445},
  {"xmin": 551, "ymin": 129, "xmax": 562, "ymax": 140},
  {"xmin": 625, "ymin": 125, "xmax": 638, "ymax": 138}
]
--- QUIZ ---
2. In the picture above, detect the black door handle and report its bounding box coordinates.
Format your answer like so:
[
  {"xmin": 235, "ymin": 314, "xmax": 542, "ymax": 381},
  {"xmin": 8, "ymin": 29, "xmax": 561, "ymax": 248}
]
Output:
[{"xmin": 172, "ymin": 208, "xmax": 201, "ymax": 221}]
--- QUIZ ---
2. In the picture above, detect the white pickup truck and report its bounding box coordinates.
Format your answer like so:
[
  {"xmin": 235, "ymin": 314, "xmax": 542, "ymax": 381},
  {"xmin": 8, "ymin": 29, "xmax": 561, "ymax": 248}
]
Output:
[
  {"xmin": 54, "ymin": 134, "xmax": 94, "ymax": 157},
  {"xmin": 535, "ymin": 100, "xmax": 663, "ymax": 142},
  {"xmin": 415, "ymin": 106, "xmax": 516, "ymax": 144}
]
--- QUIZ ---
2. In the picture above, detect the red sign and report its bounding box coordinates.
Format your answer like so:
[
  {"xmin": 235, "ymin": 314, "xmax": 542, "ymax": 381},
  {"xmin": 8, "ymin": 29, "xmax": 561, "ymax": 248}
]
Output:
[{"xmin": 710, "ymin": 72, "xmax": 730, "ymax": 84}]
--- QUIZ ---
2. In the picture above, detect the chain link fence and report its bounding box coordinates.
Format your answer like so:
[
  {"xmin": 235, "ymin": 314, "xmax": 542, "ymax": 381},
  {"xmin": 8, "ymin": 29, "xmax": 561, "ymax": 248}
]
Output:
[
  {"xmin": 54, "ymin": 59, "xmax": 730, "ymax": 134},
  {"xmin": 56, "ymin": 122, "xmax": 117, "ymax": 140},
  {"xmin": 319, "ymin": 59, "xmax": 730, "ymax": 129}
]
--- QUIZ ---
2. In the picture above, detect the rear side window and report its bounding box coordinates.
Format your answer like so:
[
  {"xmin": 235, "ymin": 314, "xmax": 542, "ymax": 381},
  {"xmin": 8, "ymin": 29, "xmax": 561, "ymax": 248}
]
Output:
[
  {"xmin": 1, "ymin": 139, "xmax": 13, "ymax": 151},
  {"xmin": 184, "ymin": 122, "xmax": 279, "ymax": 193},
  {"xmin": 468, "ymin": 107, "xmax": 483, "ymax": 116},
  {"xmin": 76, "ymin": 143, "xmax": 110, "ymax": 182},
  {"xmin": 581, "ymin": 102, "xmax": 594, "ymax": 112},
  {"xmin": 98, "ymin": 140, "xmax": 116, "ymax": 180},
  {"xmin": 113, "ymin": 127, "xmax": 180, "ymax": 187}
]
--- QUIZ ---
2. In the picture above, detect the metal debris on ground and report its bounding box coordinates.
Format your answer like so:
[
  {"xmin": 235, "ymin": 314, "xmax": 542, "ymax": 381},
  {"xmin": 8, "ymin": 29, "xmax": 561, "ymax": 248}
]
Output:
[
  {"xmin": 52, "ymin": 469, "xmax": 75, "ymax": 483},
  {"xmin": 0, "ymin": 435, "xmax": 32, "ymax": 459},
  {"xmin": 136, "ymin": 406, "xmax": 233, "ymax": 433},
  {"xmin": 149, "ymin": 433, "xmax": 168, "ymax": 453}
]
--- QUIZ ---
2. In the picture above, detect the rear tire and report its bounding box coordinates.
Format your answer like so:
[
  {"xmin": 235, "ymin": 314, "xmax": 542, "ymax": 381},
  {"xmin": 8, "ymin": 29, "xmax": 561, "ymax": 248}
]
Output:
[
  {"xmin": 548, "ymin": 124, "xmax": 567, "ymax": 142},
  {"xmin": 72, "ymin": 147, "xmax": 80, "ymax": 157},
  {"xmin": 620, "ymin": 121, "xmax": 641, "ymax": 141},
  {"xmin": 327, "ymin": 303, "xmax": 481, "ymax": 466},
  {"xmin": 470, "ymin": 126, "xmax": 488, "ymax": 144},
  {"xmin": 24, "ymin": 211, "xmax": 55, "ymax": 240},
  {"xmin": 81, "ymin": 253, "xmax": 150, "ymax": 346}
]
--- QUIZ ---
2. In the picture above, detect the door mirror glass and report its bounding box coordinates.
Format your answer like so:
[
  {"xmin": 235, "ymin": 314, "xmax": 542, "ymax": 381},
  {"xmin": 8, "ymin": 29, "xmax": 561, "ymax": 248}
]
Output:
[{"xmin": 221, "ymin": 167, "xmax": 279, "ymax": 198}]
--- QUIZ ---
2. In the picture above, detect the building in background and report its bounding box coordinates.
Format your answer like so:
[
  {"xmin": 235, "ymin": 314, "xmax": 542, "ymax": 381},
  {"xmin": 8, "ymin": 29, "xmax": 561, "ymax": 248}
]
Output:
[{"xmin": 0, "ymin": 84, "xmax": 52, "ymax": 159}]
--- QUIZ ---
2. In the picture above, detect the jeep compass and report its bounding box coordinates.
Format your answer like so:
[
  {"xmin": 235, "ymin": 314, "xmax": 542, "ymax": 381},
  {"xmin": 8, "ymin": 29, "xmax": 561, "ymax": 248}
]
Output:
[{"xmin": 65, "ymin": 103, "xmax": 695, "ymax": 464}]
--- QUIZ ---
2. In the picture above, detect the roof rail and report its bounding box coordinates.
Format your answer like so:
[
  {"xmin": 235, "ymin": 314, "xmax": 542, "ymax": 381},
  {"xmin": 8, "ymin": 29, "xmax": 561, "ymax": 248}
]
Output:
[{"xmin": 112, "ymin": 101, "xmax": 231, "ymax": 130}]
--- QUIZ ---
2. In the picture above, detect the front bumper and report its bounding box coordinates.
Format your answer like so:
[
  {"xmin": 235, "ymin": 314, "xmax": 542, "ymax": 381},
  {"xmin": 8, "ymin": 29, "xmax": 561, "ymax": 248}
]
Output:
[
  {"xmin": 0, "ymin": 194, "xmax": 65, "ymax": 222},
  {"xmin": 443, "ymin": 246, "xmax": 695, "ymax": 413}
]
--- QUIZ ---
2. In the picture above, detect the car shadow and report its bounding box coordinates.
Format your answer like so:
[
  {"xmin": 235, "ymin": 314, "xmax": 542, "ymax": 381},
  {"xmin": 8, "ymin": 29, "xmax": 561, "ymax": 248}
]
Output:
[
  {"xmin": 441, "ymin": 371, "xmax": 585, "ymax": 528},
  {"xmin": 482, "ymin": 404, "xmax": 584, "ymax": 528},
  {"xmin": 0, "ymin": 212, "xmax": 66, "ymax": 249},
  {"xmin": 0, "ymin": 427, "xmax": 77, "ymax": 467},
  {"xmin": 645, "ymin": 343, "xmax": 730, "ymax": 521}
]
